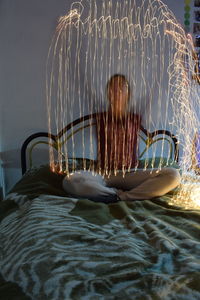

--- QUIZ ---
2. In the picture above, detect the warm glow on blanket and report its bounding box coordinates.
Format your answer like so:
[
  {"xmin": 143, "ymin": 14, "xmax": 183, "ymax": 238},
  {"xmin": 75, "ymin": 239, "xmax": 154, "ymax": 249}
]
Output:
[
  {"xmin": 191, "ymin": 185, "xmax": 200, "ymax": 206},
  {"xmin": 169, "ymin": 173, "xmax": 200, "ymax": 209}
]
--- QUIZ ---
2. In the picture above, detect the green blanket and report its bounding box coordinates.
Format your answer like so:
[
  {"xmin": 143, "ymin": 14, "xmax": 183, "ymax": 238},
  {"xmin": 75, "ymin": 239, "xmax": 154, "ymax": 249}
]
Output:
[{"xmin": 0, "ymin": 165, "xmax": 200, "ymax": 299}]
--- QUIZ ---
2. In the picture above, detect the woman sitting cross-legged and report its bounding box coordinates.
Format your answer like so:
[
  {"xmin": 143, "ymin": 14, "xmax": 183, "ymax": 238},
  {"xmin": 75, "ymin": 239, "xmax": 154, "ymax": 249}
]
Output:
[{"xmin": 63, "ymin": 74, "xmax": 181, "ymax": 203}]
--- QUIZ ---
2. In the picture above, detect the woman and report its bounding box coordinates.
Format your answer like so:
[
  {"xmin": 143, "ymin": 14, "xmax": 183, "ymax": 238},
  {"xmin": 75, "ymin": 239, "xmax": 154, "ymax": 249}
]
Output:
[{"xmin": 63, "ymin": 74, "xmax": 181, "ymax": 203}]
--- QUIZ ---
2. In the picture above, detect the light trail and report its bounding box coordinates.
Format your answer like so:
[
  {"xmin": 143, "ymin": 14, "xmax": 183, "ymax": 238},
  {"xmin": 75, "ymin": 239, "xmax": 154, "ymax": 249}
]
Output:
[{"xmin": 46, "ymin": 0, "xmax": 200, "ymax": 209}]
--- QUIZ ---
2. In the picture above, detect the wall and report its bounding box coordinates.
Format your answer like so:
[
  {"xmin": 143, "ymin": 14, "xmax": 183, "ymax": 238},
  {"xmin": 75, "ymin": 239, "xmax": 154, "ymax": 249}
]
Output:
[
  {"xmin": 0, "ymin": 0, "xmax": 73, "ymax": 193},
  {"xmin": 0, "ymin": 0, "xmax": 188, "ymax": 194}
]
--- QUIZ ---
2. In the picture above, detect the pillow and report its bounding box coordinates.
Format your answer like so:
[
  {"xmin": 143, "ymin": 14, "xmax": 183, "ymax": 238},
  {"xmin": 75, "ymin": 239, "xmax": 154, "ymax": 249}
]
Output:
[
  {"xmin": 65, "ymin": 157, "xmax": 180, "ymax": 171},
  {"xmin": 63, "ymin": 157, "xmax": 180, "ymax": 172},
  {"xmin": 138, "ymin": 157, "xmax": 180, "ymax": 169},
  {"xmin": 65, "ymin": 158, "xmax": 97, "ymax": 171},
  {"xmin": 9, "ymin": 165, "xmax": 66, "ymax": 199}
]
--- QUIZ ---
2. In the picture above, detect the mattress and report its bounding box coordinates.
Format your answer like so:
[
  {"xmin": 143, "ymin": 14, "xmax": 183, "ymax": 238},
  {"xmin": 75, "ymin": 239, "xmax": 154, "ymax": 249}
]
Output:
[{"xmin": 0, "ymin": 165, "xmax": 200, "ymax": 299}]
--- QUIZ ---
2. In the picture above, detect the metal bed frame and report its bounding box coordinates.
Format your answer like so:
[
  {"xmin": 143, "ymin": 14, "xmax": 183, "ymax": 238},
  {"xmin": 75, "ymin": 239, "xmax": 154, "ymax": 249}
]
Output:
[{"xmin": 21, "ymin": 113, "xmax": 179, "ymax": 175}]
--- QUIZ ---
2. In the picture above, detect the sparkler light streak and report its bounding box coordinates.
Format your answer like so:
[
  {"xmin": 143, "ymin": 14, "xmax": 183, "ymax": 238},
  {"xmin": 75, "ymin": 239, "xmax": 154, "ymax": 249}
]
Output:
[
  {"xmin": 46, "ymin": 0, "xmax": 200, "ymax": 209},
  {"xmin": 169, "ymin": 173, "xmax": 200, "ymax": 209}
]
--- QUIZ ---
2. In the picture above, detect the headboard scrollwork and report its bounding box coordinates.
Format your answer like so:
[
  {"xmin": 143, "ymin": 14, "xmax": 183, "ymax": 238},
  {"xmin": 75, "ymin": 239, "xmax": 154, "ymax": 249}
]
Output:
[{"xmin": 21, "ymin": 113, "xmax": 179, "ymax": 175}]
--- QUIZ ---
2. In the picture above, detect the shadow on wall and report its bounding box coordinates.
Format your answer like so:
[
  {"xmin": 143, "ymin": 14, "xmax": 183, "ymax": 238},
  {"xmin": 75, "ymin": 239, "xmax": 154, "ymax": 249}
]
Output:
[{"xmin": 0, "ymin": 148, "xmax": 49, "ymax": 194}]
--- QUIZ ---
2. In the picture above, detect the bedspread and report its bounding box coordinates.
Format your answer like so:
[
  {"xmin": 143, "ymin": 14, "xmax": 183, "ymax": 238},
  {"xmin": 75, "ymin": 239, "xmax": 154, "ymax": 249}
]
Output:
[{"xmin": 0, "ymin": 166, "xmax": 200, "ymax": 299}]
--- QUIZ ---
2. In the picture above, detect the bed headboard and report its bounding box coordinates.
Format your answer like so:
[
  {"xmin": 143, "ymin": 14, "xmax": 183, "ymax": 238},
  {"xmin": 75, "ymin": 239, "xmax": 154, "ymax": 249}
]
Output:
[{"xmin": 21, "ymin": 113, "xmax": 179, "ymax": 175}]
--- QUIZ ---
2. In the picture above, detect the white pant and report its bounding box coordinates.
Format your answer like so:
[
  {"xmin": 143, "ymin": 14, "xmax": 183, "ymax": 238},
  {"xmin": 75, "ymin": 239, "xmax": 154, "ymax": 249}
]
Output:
[{"xmin": 62, "ymin": 168, "xmax": 181, "ymax": 201}]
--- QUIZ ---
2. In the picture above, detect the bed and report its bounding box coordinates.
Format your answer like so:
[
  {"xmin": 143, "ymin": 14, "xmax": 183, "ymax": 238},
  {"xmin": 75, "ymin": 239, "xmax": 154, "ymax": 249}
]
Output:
[{"xmin": 1, "ymin": 114, "xmax": 200, "ymax": 300}]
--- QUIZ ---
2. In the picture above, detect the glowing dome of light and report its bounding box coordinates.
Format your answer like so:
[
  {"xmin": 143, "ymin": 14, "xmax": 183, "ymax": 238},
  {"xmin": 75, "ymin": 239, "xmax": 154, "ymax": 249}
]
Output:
[{"xmin": 46, "ymin": 0, "xmax": 200, "ymax": 208}]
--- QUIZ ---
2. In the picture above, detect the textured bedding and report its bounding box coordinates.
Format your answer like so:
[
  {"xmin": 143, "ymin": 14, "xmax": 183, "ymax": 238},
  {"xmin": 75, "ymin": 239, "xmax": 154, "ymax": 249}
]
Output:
[{"xmin": 0, "ymin": 165, "xmax": 200, "ymax": 299}]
